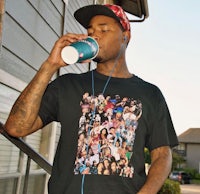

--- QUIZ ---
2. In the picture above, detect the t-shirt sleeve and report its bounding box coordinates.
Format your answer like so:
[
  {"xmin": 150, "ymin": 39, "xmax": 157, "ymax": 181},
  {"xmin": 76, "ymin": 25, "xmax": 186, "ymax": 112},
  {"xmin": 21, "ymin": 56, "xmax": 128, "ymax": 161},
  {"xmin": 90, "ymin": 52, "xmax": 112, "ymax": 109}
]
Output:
[
  {"xmin": 145, "ymin": 88, "xmax": 178, "ymax": 151},
  {"xmin": 38, "ymin": 80, "xmax": 59, "ymax": 126}
]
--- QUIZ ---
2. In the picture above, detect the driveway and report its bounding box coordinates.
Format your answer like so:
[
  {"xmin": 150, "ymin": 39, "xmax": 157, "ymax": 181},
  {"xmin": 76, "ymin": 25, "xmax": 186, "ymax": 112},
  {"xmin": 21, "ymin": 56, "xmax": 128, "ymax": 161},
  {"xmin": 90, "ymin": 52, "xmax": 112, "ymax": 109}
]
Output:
[{"xmin": 180, "ymin": 184, "xmax": 200, "ymax": 194}]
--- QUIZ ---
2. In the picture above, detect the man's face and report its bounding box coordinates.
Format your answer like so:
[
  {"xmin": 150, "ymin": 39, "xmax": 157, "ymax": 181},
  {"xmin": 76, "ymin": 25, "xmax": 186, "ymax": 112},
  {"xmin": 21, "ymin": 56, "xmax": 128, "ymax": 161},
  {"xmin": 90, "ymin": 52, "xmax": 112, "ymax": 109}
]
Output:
[{"xmin": 87, "ymin": 15, "xmax": 124, "ymax": 63}]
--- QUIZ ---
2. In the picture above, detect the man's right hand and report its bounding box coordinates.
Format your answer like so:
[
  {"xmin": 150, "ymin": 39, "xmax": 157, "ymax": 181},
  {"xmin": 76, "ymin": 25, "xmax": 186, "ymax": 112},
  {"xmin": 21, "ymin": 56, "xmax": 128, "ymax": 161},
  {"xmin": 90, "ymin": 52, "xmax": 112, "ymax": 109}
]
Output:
[{"xmin": 46, "ymin": 33, "xmax": 88, "ymax": 69}]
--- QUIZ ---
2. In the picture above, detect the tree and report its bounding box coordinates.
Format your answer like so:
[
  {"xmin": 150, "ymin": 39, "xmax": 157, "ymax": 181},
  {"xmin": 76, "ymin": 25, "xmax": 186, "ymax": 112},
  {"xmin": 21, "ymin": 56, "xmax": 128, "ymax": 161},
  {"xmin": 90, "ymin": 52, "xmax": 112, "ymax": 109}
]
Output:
[
  {"xmin": 172, "ymin": 152, "xmax": 185, "ymax": 170},
  {"xmin": 144, "ymin": 147, "xmax": 151, "ymax": 164}
]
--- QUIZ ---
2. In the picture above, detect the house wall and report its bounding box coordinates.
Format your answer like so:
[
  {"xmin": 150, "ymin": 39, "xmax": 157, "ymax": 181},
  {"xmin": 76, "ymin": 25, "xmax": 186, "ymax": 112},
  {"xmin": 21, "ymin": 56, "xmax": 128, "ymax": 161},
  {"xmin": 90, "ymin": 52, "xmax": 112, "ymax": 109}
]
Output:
[
  {"xmin": 186, "ymin": 144, "xmax": 200, "ymax": 172},
  {"xmin": 0, "ymin": 0, "xmax": 95, "ymax": 193}
]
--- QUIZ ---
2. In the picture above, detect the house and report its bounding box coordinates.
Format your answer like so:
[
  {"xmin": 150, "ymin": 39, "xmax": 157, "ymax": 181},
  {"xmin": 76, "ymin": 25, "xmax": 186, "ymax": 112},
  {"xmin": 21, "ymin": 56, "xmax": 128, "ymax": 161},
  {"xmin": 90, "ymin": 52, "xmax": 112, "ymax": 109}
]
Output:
[
  {"xmin": 177, "ymin": 128, "xmax": 200, "ymax": 172},
  {"xmin": 0, "ymin": 1, "xmax": 94, "ymax": 194}
]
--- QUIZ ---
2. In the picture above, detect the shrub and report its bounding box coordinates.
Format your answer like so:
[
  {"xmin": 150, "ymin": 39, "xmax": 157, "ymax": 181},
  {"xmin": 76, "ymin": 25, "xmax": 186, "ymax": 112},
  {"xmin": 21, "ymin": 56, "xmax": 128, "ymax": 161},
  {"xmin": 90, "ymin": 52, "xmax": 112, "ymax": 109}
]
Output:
[
  {"xmin": 158, "ymin": 179, "xmax": 181, "ymax": 194},
  {"xmin": 194, "ymin": 173, "xmax": 200, "ymax": 180},
  {"xmin": 177, "ymin": 167, "xmax": 200, "ymax": 180}
]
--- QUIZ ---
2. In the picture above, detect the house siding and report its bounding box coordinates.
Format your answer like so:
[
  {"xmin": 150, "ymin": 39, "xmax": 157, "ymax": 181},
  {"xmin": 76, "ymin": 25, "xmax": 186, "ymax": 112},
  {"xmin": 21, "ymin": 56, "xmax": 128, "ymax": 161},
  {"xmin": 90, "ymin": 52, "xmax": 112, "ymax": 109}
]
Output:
[
  {"xmin": 186, "ymin": 144, "xmax": 200, "ymax": 171},
  {"xmin": 0, "ymin": 0, "xmax": 95, "ymax": 193}
]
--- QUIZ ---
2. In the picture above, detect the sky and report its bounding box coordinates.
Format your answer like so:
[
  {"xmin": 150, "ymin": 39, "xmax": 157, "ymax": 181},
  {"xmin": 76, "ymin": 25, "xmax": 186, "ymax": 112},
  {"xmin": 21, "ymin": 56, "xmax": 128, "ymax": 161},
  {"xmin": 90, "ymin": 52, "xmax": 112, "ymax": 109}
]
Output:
[{"xmin": 126, "ymin": 0, "xmax": 200, "ymax": 135}]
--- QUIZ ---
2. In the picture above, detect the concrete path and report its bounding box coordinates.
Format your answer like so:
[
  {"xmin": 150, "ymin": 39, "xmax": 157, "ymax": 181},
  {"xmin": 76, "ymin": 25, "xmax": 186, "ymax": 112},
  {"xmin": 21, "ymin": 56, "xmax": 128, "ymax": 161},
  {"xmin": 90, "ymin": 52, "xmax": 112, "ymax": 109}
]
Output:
[{"xmin": 180, "ymin": 184, "xmax": 200, "ymax": 194}]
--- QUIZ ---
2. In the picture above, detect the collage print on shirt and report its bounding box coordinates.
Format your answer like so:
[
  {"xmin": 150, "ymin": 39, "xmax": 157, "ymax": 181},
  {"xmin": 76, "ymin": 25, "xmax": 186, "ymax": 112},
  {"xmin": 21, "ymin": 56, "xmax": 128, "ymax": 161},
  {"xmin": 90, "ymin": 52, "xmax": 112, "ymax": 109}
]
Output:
[{"xmin": 74, "ymin": 92, "xmax": 142, "ymax": 178}]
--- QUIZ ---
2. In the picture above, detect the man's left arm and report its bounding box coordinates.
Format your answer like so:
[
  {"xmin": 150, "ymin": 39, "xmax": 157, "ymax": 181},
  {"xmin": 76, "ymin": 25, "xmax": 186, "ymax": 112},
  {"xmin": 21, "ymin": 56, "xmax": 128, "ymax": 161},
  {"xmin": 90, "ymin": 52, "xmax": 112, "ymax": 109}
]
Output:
[{"xmin": 137, "ymin": 146, "xmax": 172, "ymax": 194}]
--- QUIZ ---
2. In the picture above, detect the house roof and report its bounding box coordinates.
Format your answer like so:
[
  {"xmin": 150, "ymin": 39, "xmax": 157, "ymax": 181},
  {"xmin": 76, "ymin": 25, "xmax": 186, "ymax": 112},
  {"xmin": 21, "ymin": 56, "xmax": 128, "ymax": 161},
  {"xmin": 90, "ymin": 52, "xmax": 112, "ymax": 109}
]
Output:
[{"xmin": 178, "ymin": 128, "xmax": 200, "ymax": 143}]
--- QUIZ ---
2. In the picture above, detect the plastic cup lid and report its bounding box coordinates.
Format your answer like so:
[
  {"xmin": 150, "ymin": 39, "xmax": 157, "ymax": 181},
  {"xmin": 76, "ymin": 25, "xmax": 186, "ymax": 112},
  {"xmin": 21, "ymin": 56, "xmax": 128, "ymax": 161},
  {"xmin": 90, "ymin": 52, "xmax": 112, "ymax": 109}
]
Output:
[{"xmin": 61, "ymin": 46, "xmax": 79, "ymax": 65}]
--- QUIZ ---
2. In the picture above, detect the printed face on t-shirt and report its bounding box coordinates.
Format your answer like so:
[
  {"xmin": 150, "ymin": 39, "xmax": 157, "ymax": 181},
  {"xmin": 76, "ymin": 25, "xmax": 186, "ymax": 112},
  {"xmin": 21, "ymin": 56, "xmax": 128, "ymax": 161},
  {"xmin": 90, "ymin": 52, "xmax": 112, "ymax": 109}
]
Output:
[{"xmin": 74, "ymin": 92, "xmax": 142, "ymax": 178}]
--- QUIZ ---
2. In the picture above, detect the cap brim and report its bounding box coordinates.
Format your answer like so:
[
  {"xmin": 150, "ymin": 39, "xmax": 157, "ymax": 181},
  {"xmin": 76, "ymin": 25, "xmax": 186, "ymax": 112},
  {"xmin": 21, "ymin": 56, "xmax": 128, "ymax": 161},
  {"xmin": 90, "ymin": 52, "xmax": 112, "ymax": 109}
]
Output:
[{"xmin": 74, "ymin": 5, "xmax": 121, "ymax": 29}]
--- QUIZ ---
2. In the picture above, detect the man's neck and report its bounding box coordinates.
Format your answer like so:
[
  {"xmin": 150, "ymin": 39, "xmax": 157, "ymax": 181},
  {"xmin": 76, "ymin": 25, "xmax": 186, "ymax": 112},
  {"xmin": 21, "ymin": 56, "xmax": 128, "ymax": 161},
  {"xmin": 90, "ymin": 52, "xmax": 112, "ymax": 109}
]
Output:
[{"xmin": 96, "ymin": 60, "xmax": 133, "ymax": 78}]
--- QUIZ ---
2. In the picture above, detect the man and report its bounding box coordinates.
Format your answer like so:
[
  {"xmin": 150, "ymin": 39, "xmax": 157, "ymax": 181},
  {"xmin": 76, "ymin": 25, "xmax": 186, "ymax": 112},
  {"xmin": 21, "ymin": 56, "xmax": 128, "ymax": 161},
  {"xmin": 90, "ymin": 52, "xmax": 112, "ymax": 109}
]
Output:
[{"xmin": 4, "ymin": 4, "xmax": 178, "ymax": 194}]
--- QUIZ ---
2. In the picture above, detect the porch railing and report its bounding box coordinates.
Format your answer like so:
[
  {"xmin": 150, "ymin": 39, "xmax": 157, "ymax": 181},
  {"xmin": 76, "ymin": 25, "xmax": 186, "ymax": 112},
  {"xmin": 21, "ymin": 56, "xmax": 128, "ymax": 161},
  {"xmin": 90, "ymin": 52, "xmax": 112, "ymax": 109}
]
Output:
[{"xmin": 0, "ymin": 122, "xmax": 52, "ymax": 194}]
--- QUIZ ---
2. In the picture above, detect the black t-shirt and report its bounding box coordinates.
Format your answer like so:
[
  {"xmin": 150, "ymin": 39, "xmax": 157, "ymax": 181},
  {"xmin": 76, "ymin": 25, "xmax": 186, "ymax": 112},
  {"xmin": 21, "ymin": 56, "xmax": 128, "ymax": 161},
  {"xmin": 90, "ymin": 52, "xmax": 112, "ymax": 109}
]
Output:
[{"xmin": 39, "ymin": 70, "xmax": 178, "ymax": 194}]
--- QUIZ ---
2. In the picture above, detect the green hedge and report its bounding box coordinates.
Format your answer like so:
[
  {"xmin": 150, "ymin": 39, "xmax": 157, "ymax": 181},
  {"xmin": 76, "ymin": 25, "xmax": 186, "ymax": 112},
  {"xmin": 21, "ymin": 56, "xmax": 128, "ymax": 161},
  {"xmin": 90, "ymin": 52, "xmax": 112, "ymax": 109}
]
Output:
[{"xmin": 158, "ymin": 179, "xmax": 181, "ymax": 194}]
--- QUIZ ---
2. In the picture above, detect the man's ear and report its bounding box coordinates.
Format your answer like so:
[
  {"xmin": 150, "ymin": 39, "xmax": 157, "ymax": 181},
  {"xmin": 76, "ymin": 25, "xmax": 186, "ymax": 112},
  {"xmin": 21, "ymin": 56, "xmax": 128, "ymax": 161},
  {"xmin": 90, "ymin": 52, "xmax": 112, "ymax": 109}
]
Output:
[{"xmin": 122, "ymin": 31, "xmax": 131, "ymax": 43}]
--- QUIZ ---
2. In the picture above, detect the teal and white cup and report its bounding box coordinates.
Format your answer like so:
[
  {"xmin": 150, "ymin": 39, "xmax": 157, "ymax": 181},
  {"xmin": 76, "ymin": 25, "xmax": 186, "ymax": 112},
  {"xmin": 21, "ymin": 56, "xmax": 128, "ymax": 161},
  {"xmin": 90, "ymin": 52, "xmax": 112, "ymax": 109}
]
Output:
[{"xmin": 61, "ymin": 37, "xmax": 99, "ymax": 64}]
